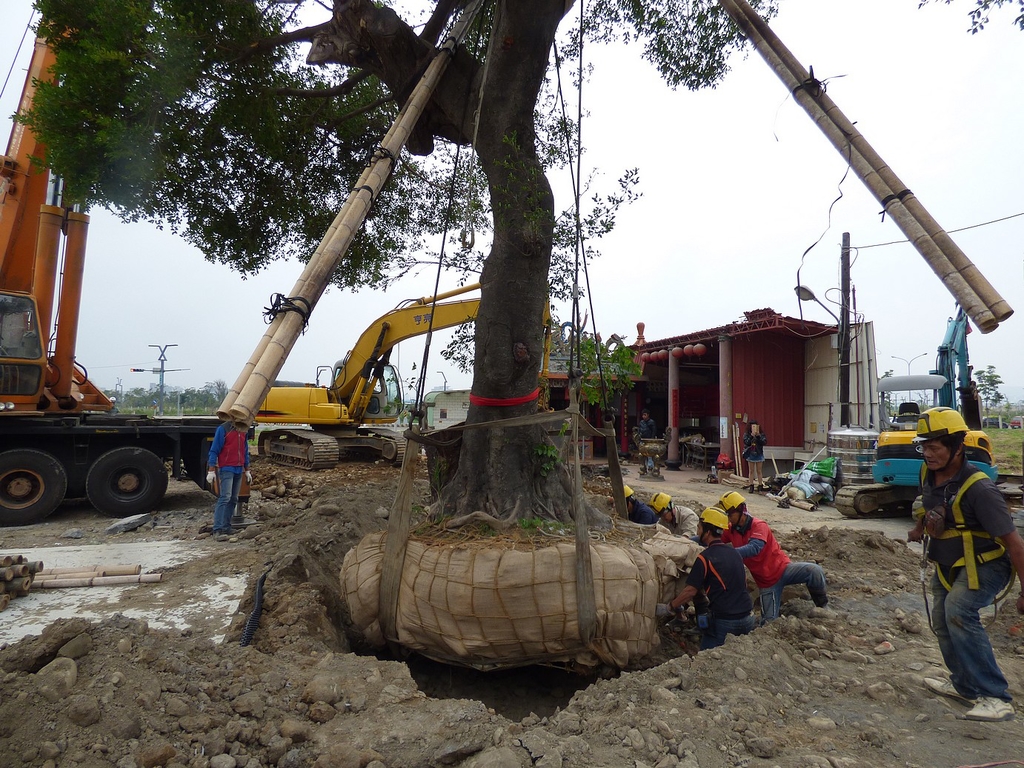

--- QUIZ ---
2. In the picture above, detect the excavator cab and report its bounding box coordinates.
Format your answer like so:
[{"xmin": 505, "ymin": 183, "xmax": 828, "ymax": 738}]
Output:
[
  {"xmin": 892, "ymin": 401, "xmax": 921, "ymax": 428},
  {"xmin": 363, "ymin": 363, "xmax": 402, "ymax": 421}
]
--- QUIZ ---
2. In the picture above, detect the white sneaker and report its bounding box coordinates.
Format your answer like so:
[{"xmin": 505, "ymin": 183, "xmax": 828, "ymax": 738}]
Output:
[
  {"xmin": 964, "ymin": 697, "xmax": 1015, "ymax": 722},
  {"xmin": 923, "ymin": 677, "xmax": 976, "ymax": 705}
]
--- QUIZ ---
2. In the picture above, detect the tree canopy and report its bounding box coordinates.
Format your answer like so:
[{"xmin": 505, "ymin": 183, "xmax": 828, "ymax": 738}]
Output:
[
  {"xmin": 26, "ymin": 0, "xmax": 777, "ymax": 519},
  {"xmin": 25, "ymin": 0, "xmax": 772, "ymax": 289}
]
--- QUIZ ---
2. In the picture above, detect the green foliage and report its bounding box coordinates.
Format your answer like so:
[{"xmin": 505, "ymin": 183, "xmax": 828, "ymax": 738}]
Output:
[
  {"xmin": 920, "ymin": 0, "xmax": 1024, "ymax": 32},
  {"xmin": 104, "ymin": 379, "xmax": 226, "ymax": 414},
  {"xmin": 532, "ymin": 441, "xmax": 561, "ymax": 476},
  {"xmin": 577, "ymin": 334, "xmax": 642, "ymax": 407},
  {"xmin": 976, "ymin": 364, "xmax": 1005, "ymax": 410},
  {"xmin": 575, "ymin": 0, "xmax": 778, "ymax": 89},
  {"xmin": 24, "ymin": 0, "xmax": 777, "ymax": 295},
  {"xmin": 26, "ymin": 0, "xmax": 430, "ymax": 285}
]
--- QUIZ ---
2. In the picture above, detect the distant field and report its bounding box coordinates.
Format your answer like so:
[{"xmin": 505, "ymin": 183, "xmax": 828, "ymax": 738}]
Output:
[{"xmin": 987, "ymin": 429, "xmax": 1023, "ymax": 475}]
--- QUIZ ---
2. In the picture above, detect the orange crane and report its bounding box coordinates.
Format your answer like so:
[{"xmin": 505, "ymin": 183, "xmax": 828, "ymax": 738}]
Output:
[{"xmin": 0, "ymin": 39, "xmax": 219, "ymax": 525}]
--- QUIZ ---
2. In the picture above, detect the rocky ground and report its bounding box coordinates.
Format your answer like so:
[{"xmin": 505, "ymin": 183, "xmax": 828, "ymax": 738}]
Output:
[{"xmin": 1, "ymin": 456, "xmax": 1023, "ymax": 768}]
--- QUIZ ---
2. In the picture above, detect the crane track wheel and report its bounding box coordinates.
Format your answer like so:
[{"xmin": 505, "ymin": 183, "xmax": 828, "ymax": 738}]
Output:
[
  {"xmin": 85, "ymin": 447, "xmax": 169, "ymax": 517},
  {"xmin": 0, "ymin": 449, "xmax": 68, "ymax": 526}
]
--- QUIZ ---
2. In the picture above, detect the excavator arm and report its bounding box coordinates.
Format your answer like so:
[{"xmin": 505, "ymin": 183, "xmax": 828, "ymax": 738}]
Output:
[
  {"xmin": 931, "ymin": 306, "xmax": 982, "ymax": 430},
  {"xmin": 257, "ymin": 283, "xmax": 481, "ymax": 428},
  {"xmin": 333, "ymin": 284, "xmax": 481, "ymax": 421}
]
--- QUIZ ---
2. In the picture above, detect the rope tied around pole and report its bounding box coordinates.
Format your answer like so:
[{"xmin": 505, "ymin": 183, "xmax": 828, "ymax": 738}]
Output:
[
  {"xmin": 263, "ymin": 294, "xmax": 311, "ymax": 329},
  {"xmin": 878, "ymin": 188, "xmax": 914, "ymax": 223}
]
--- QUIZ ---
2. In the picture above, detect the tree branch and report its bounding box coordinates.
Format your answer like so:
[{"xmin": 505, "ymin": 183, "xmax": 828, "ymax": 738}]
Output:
[
  {"xmin": 232, "ymin": 22, "xmax": 331, "ymax": 64},
  {"xmin": 420, "ymin": 0, "xmax": 461, "ymax": 45},
  {"xmin": 273, "ymin": 69, "xmax": 372, "ymax": 98},
  {"xmin": 326, "ymin": 94, "xmax": 395, "ymax": 127}
]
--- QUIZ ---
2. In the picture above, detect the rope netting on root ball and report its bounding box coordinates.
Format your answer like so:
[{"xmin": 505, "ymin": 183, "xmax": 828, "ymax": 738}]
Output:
[{"xmin": 341, "ymin": 521, "xmax": 702, "ymax": 671}]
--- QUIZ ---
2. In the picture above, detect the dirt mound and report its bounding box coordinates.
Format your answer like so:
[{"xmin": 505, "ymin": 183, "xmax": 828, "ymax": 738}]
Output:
[{"xmin": 2, "ymin": 456, "xmax": 1023, "ymax": 768}]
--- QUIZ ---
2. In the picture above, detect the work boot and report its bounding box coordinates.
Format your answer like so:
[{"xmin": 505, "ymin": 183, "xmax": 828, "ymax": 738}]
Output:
[
  {"xmin": 811, "ymin": 592, "xmax": 829, "ymax": 609},
  {"xmin": 964, "ymin": 697, "xmax": 1015, "ymax": 722},
  {"xmin": 924, "ymin": 677, "xmax": 976, "ymax": 705}
]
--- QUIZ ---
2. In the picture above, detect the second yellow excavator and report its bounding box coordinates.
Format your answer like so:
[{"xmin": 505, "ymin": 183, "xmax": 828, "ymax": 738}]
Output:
[{"xmin": 256, "ymin": 283, "xmax": 481, "ymax": 468}]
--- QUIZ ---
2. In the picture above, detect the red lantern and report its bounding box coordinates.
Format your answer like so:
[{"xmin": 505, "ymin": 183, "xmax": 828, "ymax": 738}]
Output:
[
  {"xmin": 683, "ymin": 344, "xmax": 695, "ymax": 357},
  {"xmin": 659, "ymin": 349, "xmax": 669, "ymax": 361},
  {"xmin": 694, "ymin": 342, "xmax": 707, "ymax": 357},
  {"xmin": 640, "ymin": 352, "xmax": 650, "ymax": 363},
  {"xmin": 671, "ymin": 347, "xmax": 683, "ymax": 358}
]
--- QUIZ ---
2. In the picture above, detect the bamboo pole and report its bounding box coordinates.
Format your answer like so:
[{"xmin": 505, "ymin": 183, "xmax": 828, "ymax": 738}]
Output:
[
  {"xmin": 717, "ymin": 0, "xmax": 1012, "ymax": 332},
  {"xmin": 35, "ymin": 574, "xmax": 163, "ymax": 589},
  {"xmin": 36, "ymin": 564, "xmax": 141, "ymax": 577},
  {"xmin": 219, "ymin": 0, "xmax": 486, "ymax": 426}
]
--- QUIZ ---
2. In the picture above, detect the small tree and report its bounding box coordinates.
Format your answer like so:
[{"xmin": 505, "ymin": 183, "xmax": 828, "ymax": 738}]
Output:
[
  {"xmin": 975, "ymin": 365, "xmax": 1005, "ymax": 414},
  {"xmin": 577, "ymin": 335, "xmax": 641, "ymax": 410}
]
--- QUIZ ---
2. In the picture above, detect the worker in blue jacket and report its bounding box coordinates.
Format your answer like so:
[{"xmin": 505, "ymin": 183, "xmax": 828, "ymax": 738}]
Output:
[{"xmin": 624, "ymin": 485, "xmax": 658, "ymax": 525}]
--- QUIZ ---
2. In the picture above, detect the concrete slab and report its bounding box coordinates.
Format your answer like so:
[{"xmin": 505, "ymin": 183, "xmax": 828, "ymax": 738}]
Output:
[{"xmin": 0, "ymin": 541, "xmax": 246, "ymax": 646}]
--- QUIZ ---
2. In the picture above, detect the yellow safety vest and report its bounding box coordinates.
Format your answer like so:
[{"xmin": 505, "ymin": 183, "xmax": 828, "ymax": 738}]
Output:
[{"xmin": 919, "ymin": 468, "xmax": 1006, "ymax": 591}]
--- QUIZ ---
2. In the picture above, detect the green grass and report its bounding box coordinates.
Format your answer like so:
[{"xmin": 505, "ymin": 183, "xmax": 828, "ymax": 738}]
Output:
[{"xmin": 987, "ymin": 428, "xmax": 1023, "ymax": 475}]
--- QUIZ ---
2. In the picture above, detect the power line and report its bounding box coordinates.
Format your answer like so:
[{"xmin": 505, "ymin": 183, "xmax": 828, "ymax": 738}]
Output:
[{"xmin": 855, "ymin": 210, "xmax": 1024, "ymax": 250}]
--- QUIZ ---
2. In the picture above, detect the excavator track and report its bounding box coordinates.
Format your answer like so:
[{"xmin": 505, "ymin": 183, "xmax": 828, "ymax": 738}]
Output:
[
  {"xmin": 260, "ymin": 429, "xmax": 340, "ymax": 470},
  {"xmin": 834, "ymin": 483, "xmax": 919, "ymax": 519}
]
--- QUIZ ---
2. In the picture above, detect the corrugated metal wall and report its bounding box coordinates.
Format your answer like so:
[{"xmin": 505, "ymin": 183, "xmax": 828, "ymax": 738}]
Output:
[{"xmin": 731, "ymin": 334, "xmax": 806, "ymax": 449}]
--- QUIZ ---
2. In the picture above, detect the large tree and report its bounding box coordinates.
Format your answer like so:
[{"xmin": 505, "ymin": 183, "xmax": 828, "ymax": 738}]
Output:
[{"xmin": 25, "ymin": 0, "xmax": 773, "ymax": 521}]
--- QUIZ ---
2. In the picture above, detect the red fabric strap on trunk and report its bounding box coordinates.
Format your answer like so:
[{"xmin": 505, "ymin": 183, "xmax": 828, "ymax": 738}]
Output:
[{"xmin": 469, "ymin": 388, "xmax": 540, "ymax": 407}]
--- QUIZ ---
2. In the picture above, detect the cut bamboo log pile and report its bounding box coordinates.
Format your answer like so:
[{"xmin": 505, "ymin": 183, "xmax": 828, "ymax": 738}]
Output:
[{"xmin": 0, "ymin": 555, "xmax": 40, "ymax": 609}]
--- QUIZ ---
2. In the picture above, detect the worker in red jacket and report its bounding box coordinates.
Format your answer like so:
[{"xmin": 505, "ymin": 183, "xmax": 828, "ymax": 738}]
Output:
[
  {"xmin": 718, "ymin": 491, "xmax": 828, "ymax": 623},
  {"xmin": 207, "ymin": 420, "xmax": 251, "ymax": 538}
]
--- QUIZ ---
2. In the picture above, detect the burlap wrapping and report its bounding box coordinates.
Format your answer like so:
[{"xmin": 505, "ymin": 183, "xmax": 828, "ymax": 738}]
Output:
[
  {"xmin": 342, "ymin": 532, "xmax": 661, "ymax": 669},
  {"xmin": 641, "ymin": 529, "xmax": 702, "ymax": 603}
]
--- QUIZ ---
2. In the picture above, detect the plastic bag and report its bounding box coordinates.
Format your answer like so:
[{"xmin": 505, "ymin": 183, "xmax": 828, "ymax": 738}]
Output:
[{"xmin": 803, "ymin": 457, "xmax": 838, "ymax": 479}]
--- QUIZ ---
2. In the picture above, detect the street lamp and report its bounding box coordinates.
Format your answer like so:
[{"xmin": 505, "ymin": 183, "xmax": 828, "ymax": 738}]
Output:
[
  {"xmin": 891, "ymin": 353, "xmax": 927, "ymax": 376},
  {"xmin": 437, "ymin": 371, "xmax": 448, "ymax": 391},
  {"xmin": 794, "ymin": 284, "xmax": 839, "ymax": 323}
]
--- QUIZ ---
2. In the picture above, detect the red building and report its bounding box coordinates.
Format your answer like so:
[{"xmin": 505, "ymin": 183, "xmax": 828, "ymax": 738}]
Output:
[{"xmin": 624, "ymin": 308, "xmax": 844, "ymax": 470}]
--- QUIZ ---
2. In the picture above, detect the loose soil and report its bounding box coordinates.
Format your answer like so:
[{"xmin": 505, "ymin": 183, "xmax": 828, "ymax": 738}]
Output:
[{"xmin": 1, "ymin": 456, "xmax": 1023, "ymax": 768}]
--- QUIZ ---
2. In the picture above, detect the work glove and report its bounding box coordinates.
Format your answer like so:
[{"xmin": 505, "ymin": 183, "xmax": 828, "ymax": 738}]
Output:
[
  {"xmin": 655, "ymin": 604, "xmax": 673, "ymax": 619},
  {"xmin": 206, "ymin": 470, "xmax": 216, "ymax": 486},
  {"xmin": 245, "ymin": 471, "xmax": 252, "ymax": 484}
]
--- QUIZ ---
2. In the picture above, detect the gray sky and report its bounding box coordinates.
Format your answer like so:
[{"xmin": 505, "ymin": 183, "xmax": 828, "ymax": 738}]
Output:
[{"xmin": 3, "ymin": 0, "xmax": 1022, "ymax": 408}]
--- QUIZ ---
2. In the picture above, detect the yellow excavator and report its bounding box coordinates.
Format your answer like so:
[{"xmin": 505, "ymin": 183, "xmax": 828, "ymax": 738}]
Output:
[{"xmin": 256, "ymin": 283, "xmax": 481, "ymax": 468}]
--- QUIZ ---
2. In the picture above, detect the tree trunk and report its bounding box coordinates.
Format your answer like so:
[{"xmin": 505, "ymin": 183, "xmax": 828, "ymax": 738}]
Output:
[
  {"xmin": 441, "ymin": 1, "xmax": 585, "ymax": 524},
  {"xmin": 318, "ymin": 0, "xmax": 601, "ymax": 524}
]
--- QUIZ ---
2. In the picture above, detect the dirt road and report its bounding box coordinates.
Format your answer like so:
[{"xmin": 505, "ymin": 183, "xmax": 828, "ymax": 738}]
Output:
[{"xmin": 1, "ymin": 455, "xmax": 1022, "ymax": 768}]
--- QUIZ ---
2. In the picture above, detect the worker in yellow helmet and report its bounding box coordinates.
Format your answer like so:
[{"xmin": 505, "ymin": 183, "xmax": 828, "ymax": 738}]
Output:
[
  {"xmin": 909, "ymin": 407, "xmax": 1024, "ymax": 723},
  {"xmin": 659, "ymin": 507, "xmax": 754, "ymax": 649},
  {"xmin": 622, "ymin": 485, "xmax": 657, "ymax": 525},
  {"xmin": 718, "ymin": 490, "xmax": 829, "ymax": 623},
  {"xmin": 650, "ymin": 492, "xmax": 698, "ymax": 537}
]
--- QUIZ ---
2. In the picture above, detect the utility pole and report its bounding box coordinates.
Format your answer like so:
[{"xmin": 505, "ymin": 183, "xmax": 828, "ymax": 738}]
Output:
[
  {"xmin": 149, "ymin": 344, "xmax": 177, "ymax": 416},
  {"xmin": 839, "ymin": 233, "xmax": 851, "ymax": 427}
]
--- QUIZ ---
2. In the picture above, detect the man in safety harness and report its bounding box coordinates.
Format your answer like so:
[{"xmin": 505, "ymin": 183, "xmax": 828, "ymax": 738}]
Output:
[{"xmin": 908, "ymin": 407, "xmax": 1024, "ymax": 722}]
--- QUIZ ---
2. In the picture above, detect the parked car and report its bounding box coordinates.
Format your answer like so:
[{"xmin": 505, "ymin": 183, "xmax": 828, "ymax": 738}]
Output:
[
  {"xmin": 1012, "ymin": 416, "xmax": 1023, "ymax": 429},
  {"xmin": 982, "ymin": 416, "xmax": 1004, "ymax": 429}
]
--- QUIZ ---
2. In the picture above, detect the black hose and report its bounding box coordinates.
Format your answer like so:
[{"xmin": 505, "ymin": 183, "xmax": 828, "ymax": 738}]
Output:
[{"xmin": 240, "ymin": 567, "xmax": 271, "ymax": 647}]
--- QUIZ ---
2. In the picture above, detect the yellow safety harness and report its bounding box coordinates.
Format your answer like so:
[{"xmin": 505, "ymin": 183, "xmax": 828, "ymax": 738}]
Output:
[{"xmin": 917, "ymin": 468, "xmax": 1006, "ymax": 591}]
